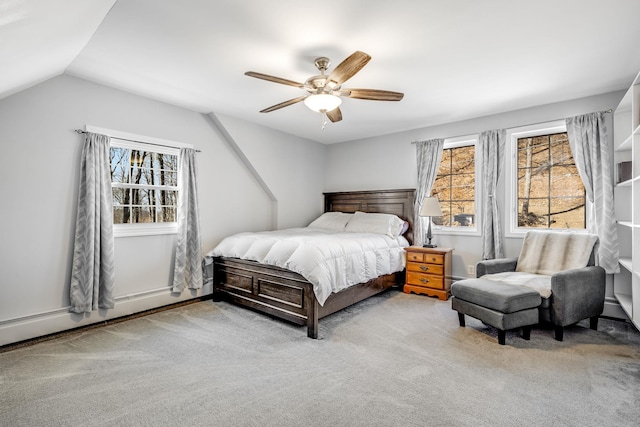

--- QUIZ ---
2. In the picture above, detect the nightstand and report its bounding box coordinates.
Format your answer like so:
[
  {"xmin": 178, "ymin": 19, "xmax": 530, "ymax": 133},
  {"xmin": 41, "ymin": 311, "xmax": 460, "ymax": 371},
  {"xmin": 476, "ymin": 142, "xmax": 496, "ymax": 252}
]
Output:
[{"xmin": 403, "ymin": 246, "xmax": 453, "ymax": 300}]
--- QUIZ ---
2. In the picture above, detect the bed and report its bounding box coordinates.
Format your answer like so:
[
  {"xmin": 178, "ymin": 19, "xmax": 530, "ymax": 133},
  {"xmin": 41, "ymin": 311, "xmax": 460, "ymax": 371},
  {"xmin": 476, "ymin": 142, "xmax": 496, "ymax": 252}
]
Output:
[{"xmin": 210, "ymin": 188, "xmax": 415, "ymax": 338}]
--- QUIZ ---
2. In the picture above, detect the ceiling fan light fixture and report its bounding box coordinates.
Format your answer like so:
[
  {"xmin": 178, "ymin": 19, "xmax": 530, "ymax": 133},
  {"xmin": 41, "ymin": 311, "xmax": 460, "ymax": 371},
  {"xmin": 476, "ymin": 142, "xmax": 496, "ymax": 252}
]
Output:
[{"xmin": 304, "ymin": 93, "xmax": 342, "ymax": 113}]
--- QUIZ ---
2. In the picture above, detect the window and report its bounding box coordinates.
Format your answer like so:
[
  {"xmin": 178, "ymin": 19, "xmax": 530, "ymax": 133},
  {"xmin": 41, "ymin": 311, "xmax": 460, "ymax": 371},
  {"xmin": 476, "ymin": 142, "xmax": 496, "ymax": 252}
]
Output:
[
  {"xmin": 431, "ymin": 136, "xmax": 480, "ymax": 234},
  {"xmin": 110, "ymin": 141, "xmax": 178, "ymax": 225},
  {"xmin": 85, "ymin": 125, "xmax": 193, "ymax": 237},
  {"xmin": 506, "ymin": 121, "xmax": 586, "ymax": 235}
]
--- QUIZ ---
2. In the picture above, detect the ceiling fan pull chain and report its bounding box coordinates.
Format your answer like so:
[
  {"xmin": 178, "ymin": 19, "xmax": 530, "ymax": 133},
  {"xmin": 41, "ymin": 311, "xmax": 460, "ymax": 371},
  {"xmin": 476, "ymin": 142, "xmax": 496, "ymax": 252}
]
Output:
[{"xmin": 321, "ymin": 111, "xmax": 328, "ymax": 130}]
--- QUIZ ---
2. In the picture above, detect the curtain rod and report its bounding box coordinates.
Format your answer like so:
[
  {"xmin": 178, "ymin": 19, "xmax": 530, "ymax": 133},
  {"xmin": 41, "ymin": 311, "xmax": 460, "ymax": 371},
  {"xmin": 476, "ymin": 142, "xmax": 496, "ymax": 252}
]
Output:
[
  {"xmin": 73, "ymin": 129, "xmax": 201, "ymax": 152},
  {"xmin": 410, "ymin": 109, "xmax": 613, "ymax": 144}
]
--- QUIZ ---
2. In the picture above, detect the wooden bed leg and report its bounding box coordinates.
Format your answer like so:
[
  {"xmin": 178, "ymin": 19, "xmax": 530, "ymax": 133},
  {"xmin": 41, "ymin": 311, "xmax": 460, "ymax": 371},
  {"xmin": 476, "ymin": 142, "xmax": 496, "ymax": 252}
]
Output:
[
  {"xmin": 307, "ymin": 300, "xmax": 319, "ymax": 339},
  {"xmin": 211, "ymin": 289, "xmax": 223, "ymax": 302}
]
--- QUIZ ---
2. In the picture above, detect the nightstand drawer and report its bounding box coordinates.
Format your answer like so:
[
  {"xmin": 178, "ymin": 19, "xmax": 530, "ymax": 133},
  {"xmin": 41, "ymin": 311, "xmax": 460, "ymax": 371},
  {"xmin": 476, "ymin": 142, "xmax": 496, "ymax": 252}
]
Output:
[
  {"xmin": 422, "ymin": 254, "xmax": 444, "ymax": 265},
  {"xmin": 407, "ymin": 253, "xmax": 444, "ymax": 264},
  {"xmin": 407, "ymin": 263, "xmax": 444, "ymax": 275},
  {"xmin": 406, "ymin": 272, "xmax": 444, "ymax": 289},
  {"xmin": 407, "ymin": 252, "xmax": 425, "ymax": 262}
]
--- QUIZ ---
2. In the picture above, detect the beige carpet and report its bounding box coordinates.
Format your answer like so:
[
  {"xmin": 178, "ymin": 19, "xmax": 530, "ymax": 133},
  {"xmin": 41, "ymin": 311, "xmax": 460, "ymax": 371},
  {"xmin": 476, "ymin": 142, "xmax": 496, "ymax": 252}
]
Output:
[{"xmin": 2, "ymin": 290, "xmax": 640, "ymax": 426}]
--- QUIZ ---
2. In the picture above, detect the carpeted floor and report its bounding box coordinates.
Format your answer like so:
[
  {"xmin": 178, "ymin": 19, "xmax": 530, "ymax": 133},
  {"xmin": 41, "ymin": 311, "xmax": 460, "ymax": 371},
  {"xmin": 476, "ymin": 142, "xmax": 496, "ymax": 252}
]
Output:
[{"xmin": 1, "ymin": 290, "xmax": 640, "ymax": 427}]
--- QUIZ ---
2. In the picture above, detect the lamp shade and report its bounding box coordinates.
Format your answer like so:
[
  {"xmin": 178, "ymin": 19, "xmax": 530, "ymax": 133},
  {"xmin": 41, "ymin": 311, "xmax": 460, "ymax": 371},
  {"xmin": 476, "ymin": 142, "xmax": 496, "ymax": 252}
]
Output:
[
  {"xmin": 304, "ymin": 94, "xmax": 342, "ymax": 112},
  {"xmin": 419, "ymin": 196, "xmax": 443, "ymax": 217}
]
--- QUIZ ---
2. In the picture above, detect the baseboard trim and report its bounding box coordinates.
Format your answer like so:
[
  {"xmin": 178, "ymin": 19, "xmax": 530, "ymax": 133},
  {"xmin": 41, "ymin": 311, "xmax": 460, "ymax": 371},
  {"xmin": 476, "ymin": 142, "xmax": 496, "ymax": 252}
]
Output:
[{"xmin": 0, "ymin": 283, "xmax": 213, "ymax": 348}]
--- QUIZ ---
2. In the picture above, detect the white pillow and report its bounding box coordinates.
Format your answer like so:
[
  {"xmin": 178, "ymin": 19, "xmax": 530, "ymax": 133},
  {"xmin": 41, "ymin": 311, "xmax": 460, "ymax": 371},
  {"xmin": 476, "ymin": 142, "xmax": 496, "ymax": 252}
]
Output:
[
  {"xmin": 308, "ymin": 212, "xmax": 353, "ymax": 231},
  {"xmin": 345, "ymin": 211, "xmax": 405, "ymax": 238}
]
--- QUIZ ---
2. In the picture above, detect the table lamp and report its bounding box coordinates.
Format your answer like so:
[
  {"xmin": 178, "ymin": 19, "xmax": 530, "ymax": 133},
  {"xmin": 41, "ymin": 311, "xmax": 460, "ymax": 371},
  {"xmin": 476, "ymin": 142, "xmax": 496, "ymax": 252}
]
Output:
[{"xmin": 419, "ymin": 196, "xmax": 443, "ymax": 248}]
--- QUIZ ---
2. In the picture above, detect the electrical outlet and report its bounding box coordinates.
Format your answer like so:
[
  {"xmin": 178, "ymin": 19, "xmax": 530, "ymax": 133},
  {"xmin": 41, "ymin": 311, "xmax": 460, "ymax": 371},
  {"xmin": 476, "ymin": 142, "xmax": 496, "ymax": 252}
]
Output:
[{"xmin": 467, "ymin": 265, "xmax": 475, "ymax": 276}]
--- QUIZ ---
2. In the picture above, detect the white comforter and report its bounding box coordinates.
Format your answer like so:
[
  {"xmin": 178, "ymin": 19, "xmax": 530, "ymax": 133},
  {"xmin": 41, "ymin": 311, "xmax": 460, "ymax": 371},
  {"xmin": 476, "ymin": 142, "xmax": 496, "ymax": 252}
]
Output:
[{"xmin": 208, "ymin": 228, "xmax": 409, "ymax": 306}]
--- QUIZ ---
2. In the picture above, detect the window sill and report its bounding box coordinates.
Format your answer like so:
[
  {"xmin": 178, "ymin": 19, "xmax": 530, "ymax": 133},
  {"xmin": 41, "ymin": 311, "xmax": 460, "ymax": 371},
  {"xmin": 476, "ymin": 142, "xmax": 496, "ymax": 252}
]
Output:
[
  {"xmin": 432, "ymin": 227, "xmax": 481, "ymax": 237},
  {"xmin": 505, "ymin": 227, "xmax": 589, "ymax": 239},
  {"xmin": 114, "ymin": 223, "xmax": 178, "ymax": 238}
]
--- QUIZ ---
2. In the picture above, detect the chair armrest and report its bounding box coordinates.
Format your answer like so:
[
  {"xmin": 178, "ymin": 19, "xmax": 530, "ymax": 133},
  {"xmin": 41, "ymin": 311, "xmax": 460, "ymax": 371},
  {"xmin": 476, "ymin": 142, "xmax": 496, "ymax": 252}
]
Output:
[
  {"xmin": 550, "ymin": 266, "xmax": 606, "ymax": 326},
  {"xmin": 476, "ymin": 258, "xmax": 518, "ymax": 277}
]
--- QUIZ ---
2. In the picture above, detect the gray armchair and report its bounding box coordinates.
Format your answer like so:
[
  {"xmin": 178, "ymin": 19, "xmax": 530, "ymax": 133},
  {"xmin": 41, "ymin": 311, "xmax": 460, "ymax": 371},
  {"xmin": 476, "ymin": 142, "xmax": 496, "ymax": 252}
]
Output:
[{"xmin": 476, "ymin": 231, "xmax": 606, "ymax": 341}]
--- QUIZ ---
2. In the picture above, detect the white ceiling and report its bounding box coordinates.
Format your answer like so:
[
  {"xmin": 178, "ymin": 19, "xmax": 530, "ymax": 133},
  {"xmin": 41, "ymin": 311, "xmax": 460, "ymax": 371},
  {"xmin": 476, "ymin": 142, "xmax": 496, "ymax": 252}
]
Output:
[{"xmin": 3, "ymin": 0, "xmax": 640, "ymax": 144}]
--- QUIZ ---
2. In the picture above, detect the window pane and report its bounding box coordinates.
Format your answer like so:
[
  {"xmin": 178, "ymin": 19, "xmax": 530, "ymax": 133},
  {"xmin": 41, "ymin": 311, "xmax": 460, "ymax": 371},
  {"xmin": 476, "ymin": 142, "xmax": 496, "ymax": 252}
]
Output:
[
  {"xmin": 451, "ymin": 173, "xmax": 474, "ymax": 201},
  {"xmin": 433, "ymin": 145, "xmax": 475, "ymax": 228},
  {"xmin": 112, "ymin": 188, "xmax": 129, "ymax": 206},
  {"xmin": 550, "ymin": 135, "xmax": 573, "ymax": 165},
  {"xmin": 518, "ymin": 169, "xmax": 549, "ymax": 199},
  {"xmin": 158, "ymin": 153, "xmax": 178, "ymax": 171},
  {"xmin": 450, "ymin": 146, "xmax": 474, "ymax": 172},
  {"xmin": 515, "ymin": 131, "xmax": 584, "ymax": 230},
  {"xmin": 518, "ymin": 198, "xmax": 549, "ymax": 228},
  {"xmin": 110, "ymin": 147, "xmax": 130, "ymax": 167},
  {"xmin": 438, "ymin": 150, "xmax": 451, "ymax": 174},
  {"xmin": 155, "ymin": 190, "xmax": 178, "ymax": 207},
  {"xmin": 451, "ymin": 201, "xmax": 475, "ymax": 227},
  {"xmin": 110, "ymin": 147, "xmax": 131, "ymax": 183},
  {"xmin": 130, "ymin": 206, "xmax": 156, "ymax": 223},
  {"xmin": 157, "ymin": 207, "xmax": 176, "ymax": 223},
  {"xmin": 550, "ymin": 197, "xmax": 585, "ymax": 229},
  {"xmin": 431, "ymin": 184, "xmax": 450, "ymax": 202},
  {"xmin": 518, "ymin": 137, "xmax": 549, "ymax": 169},
  {"xmin": 111, "ymin": 165, "xmax": 130, "ymax": 184},
  {"xmin": 113, "ymin": 206, "xmax": 128, "ymax": 224},
  {"xmin": 130, "ymin": 150, "xmax": 151, "ymax": 168},
  {"xmin": 154, "ymin": 170, "xmax": 177, "ymax": 187},
  {"xmin": 551, "ymin": 165, "xmax": 583, "ymax": 197}
]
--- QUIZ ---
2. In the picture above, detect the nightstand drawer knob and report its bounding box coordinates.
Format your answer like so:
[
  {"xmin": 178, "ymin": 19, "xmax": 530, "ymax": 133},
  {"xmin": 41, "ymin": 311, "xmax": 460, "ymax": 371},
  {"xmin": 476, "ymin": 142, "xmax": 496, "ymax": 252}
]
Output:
[
  {"xmin": 420, "ymin": 266, "xmax": 429, "ymax": 271},
  {"xmin": 420, "ymin": 278, "xmax": 429, "ymax": 284}
]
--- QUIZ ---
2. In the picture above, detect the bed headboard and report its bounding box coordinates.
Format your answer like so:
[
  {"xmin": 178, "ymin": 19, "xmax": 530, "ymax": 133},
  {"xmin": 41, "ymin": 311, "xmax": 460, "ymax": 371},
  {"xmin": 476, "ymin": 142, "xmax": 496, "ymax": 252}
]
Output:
[{"xmin": 324, "ymin": 188, "xmax": 416, "ymax": 244}]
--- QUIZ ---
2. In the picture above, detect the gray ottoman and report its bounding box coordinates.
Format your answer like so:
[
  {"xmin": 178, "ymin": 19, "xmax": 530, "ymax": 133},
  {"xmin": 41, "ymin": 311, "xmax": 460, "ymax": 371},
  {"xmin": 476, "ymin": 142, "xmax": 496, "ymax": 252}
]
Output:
[{"xmin": 451, "ymin": 278, "xmax": 541, "ymax": 345}]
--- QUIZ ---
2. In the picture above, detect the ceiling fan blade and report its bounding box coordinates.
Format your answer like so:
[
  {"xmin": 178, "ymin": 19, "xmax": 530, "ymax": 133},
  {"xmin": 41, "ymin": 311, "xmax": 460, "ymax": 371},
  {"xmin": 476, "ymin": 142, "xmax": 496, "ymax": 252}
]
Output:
[
  {"xmin": 259, "ymin": 96, "xmax": 307, "ymax": 113},
  {"xmin": 245, "ymin": 71, "xmax": 304, "ymax": 88},
  {"xmin": 347, "ymin": 89, "xmax": 404, "ymax": 101},
  {"xmin": 326, "ymin": 107, "xmax": 342, "ymax": 123},
  {"xmin": 327, "ymin": 51, "xmax": 371, "ymax": 87}
]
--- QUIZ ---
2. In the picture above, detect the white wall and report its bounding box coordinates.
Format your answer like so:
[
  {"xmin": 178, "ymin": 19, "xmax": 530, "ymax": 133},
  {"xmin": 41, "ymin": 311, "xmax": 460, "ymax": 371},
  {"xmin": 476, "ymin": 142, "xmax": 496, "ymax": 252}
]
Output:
[
  {"xmin": 325, "ymin": 91, "xmax": 626, "ymax": 317},
  {"xmin": 0, "ymin": 74, "xmax": 326, "ymax": 346},
  {"xmin": 214, "ymin": 113, "xmax": 326, "ymax": 229}
]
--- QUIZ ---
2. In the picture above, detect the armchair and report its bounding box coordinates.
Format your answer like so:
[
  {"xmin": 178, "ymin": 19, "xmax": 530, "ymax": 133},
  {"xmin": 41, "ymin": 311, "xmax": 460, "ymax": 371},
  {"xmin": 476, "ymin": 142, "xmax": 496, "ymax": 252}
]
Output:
[{"xmin": 476, "ymin": 231, "xmax": 606, "ymax": 341}]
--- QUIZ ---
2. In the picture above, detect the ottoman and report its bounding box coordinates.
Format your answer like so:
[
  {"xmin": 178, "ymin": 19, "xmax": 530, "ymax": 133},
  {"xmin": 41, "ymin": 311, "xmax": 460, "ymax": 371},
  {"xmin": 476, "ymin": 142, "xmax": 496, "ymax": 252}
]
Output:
[{"xmin": 451, "ymin": 278, "xmax": 541, "ymax": 345}]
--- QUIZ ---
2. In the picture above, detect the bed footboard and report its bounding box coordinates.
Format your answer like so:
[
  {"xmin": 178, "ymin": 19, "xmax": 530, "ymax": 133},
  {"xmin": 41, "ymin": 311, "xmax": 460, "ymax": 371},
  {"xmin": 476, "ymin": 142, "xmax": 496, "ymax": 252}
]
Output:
[
  {"xmin": 212, "ymin": 256, "xmax": 402, "ymax": 338},
  {"xmin": 213, "ymin": 257, "xmax": 321, "ymax": 338}
]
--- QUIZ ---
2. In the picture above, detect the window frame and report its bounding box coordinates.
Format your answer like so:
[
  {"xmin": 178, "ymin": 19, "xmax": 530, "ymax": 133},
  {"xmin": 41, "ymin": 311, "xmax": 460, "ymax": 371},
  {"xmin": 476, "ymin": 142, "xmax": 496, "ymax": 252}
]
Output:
[
  {"xmin": 432, "ymin": 135, "xmax": 482, "ymax": 237},
  {"xmin": 505, "ymin": 120, "xmax": 589, "ymax": 237},
  {"xmin": 86, "ymin": 125, "xmax": 192, "ymax": 238}
]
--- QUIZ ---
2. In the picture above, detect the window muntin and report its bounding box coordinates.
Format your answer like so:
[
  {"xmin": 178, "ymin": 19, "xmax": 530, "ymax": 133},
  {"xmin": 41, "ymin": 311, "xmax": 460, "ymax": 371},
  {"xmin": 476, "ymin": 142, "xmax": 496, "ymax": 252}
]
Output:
[
  {"xmin": 110, "ymin": 145, "xmax": 178, "ymax": 225},
  {"xmin": 431, "ymin": 138, "xmax": 479, "ymax": 233},
  {"xmin": 507, "ymin": 121, "xmax": 586, "ymax": 235}
]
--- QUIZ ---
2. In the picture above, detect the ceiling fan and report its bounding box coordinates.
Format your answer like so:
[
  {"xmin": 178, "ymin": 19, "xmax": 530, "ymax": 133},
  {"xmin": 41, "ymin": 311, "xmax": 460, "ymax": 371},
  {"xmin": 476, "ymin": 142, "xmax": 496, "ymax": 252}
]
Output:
[{"xmin": 245, "ymin": 51, "xmax": 404, "ymax": 127}]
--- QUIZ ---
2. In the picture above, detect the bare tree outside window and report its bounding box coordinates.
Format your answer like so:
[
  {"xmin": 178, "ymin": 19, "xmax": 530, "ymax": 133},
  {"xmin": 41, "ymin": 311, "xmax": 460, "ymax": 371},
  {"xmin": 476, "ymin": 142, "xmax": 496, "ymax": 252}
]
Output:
[
  {"xmin": 110, "ymin": 146, "xmax": 178, "ymax": 224},
  {"xmin": 517, "ymin": 132, "xmax": 585, "ymax": 229},
  {"xmin": 431, "ymin": 145, "xmax": 476, "ymax": 227}
]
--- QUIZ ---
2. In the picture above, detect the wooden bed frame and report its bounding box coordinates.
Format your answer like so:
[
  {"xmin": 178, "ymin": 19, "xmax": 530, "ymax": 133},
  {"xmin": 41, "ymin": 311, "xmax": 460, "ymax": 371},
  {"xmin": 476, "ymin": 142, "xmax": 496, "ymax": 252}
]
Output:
[{"xmin": 212, "ymin": 188, "xmax": 415, "ymax": 338}]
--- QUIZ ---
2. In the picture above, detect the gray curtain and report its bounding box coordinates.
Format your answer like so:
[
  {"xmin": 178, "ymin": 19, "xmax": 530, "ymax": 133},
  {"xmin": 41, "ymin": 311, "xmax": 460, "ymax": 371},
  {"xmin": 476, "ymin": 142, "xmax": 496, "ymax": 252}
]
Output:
[
  {"xmin": 69, "ymin": 132, "xmax": 115, "ymax": 313},
  {"xmin": 414, "ymin": 139, "xmax": 444, "ymax": 246},
  {"xmin": 479, "ymin": 129, "xmax": 506, "ymax": 259},
  {"xmin": 172, "ymin": 148, "xmax": 203, "ymax": 292},
  {"xmin": 566, "ymin": 112, "xmax": 619, "ymax": 274}
]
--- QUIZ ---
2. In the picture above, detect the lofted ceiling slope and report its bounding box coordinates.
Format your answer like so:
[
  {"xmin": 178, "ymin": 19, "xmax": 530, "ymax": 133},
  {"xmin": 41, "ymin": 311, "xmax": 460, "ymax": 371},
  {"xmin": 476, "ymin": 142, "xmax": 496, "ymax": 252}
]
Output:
[{"xmin": 2, "ymin": 0, "xmax": 640, "ymax": 144}]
